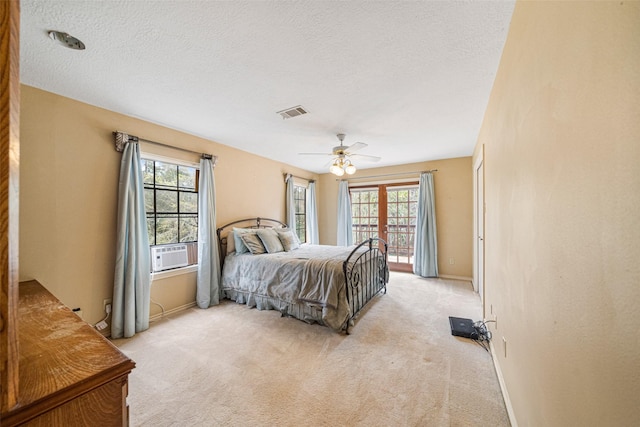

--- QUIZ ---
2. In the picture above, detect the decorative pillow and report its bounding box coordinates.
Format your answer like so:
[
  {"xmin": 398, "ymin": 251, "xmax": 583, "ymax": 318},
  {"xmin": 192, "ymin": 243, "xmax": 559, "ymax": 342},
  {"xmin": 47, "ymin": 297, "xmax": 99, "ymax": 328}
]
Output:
[
  {"xmin": 279, "ymin": 227, "xmax": 301, "ymax": 244},
  {"xmin": 275, "ymin": 228, "xmax": 300, "ymax": 251},
  {"xmin": 233, "ymin": 228, "xmax": 253, "ymax": 254},
  {"xmin": 240, "ymin": 232, "xmax": 267, "ymax": 255},
  {"xmin": 226, "ymin": 231, "xmax": 236, "ymax": 254},
  {"xmin": 257, "ymin": 228, "xmax": 284, "ymax": 253}
]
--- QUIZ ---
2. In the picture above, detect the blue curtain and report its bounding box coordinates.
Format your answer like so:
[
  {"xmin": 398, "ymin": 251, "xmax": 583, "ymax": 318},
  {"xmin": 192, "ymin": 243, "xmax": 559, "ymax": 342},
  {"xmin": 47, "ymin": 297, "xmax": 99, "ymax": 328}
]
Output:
[
  {"xmin": 196, "ymin": 157, "xmax": 221, "ymax": 308},
  {"xmin": 285, "ymin": 174, "xmax": 296, "ymax": 229},
  {"xmin": 337, "ymin": 180, "xmax": 353, "ymax": 246},
  {"xmin": 112, "ymin": 141, "xmax": 151, "ymax": 339},
  {"xmin": 413, "ymin": 172, "xmax": 438, "ymax": 277},
  {"xmin": 307, "ymin": 181, "xmax": 319, "ymax": 244}
]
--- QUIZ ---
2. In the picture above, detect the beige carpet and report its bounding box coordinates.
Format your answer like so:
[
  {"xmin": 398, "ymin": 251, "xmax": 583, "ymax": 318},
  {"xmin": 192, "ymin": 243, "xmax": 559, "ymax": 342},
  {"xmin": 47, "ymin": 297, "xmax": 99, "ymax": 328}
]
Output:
[{"xmin": 113, "ymin": 272, "xmax": 510, "ymax": 426}]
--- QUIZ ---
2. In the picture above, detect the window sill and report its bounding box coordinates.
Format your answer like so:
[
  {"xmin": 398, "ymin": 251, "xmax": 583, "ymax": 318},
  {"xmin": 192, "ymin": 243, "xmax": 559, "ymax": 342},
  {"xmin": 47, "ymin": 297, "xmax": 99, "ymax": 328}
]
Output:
[{"xmin": 151, "ymin": 264, "xmax": 198, "ymax": 281}]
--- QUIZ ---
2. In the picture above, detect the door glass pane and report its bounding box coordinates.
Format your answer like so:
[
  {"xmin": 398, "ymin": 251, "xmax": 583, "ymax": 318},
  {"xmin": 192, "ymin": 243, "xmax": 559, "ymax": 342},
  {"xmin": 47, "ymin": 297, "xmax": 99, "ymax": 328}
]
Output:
[
  {"xmin": 386, "ymin": 185, "xmax": 419, "ymax": 267},
  {"xmin": 350, "ymin": 188, "xmax": 378, "ymax": 241}
]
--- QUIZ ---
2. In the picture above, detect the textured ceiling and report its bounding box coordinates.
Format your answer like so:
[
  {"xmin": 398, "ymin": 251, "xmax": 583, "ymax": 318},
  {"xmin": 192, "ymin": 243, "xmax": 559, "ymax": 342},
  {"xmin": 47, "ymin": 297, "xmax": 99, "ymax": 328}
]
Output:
[{"xmin": 20, "ymin": 0, "xmax": 515, "ymax": 173}]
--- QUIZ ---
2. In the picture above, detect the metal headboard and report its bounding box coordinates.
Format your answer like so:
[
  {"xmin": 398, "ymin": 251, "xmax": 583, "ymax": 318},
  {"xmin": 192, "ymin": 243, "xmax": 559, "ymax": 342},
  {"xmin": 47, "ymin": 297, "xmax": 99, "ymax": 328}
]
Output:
[{"xmin": 216, "ymin": 217, "xmax": 288, "ymax": 264}]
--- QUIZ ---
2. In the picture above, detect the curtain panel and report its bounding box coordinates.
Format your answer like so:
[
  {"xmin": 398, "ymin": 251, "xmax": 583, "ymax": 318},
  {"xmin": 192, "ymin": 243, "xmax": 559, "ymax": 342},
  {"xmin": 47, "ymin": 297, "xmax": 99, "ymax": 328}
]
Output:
[
  {"xmin": 337, "ymin": 180, "xmax": 353, "ymax": 246},
  {"xmin": 413, "ymin": 172, "xmax": 438, "ymax": 277},
  {"xmin": 196, "ymin": 157, "xmax": 221, "ymax": 308},
  {"xmin": 307, "ymin": 181, "xmax": 320, "ymax": 244},
  {"xmin": 112, "ymin": 141, "xmax": 151, "ymax": 339},
  {"xmin": 285, "ymin": 174, "xmax": 296, "ymax": 230}
]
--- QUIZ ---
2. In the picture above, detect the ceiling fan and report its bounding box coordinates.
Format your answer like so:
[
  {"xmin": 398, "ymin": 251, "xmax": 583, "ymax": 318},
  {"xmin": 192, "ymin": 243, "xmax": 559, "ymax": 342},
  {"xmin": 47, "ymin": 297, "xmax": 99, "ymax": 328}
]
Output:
[{"xmin": 299, "ymin": 133, "xmax": 381, "ymax": 176}]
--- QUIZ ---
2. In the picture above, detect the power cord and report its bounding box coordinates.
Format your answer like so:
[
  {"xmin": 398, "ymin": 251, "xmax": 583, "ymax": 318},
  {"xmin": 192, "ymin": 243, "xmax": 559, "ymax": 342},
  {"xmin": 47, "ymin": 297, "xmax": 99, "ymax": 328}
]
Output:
[
  {"xmin": 151, "ymin": 298, "xmax": 166, "ymax": 319},
  {"xmin": 149, "ymin": 274, "xmax": 166, "ymax": 322},
  {"xmin": 472, "ymin": 319, "xmax": 495, "ymax": 352},
  {"xmin": 94, "ymin": 303, "xmax": 111, "ymax": 331}
]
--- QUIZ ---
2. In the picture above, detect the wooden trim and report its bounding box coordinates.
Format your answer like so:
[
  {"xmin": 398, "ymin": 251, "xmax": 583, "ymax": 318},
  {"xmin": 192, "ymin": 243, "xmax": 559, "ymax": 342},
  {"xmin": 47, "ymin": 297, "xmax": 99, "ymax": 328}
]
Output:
[
  {"xmin": 1, "ymin": 0, "xmax": 20, "ymax": 413},
  {"xmin": 149, "ymin": 301, "xmax": 197, "ymax": 322},
  {"xmin": 489, "ymin": 341, "xmax": 519, "ymax": 427},
  {"xmin": 388, "ymin": 262, "xmax": 413, "ymax": 273},
  {"xmin": 439, "ymin": 274, "xmax": 473, "ymax": 283}
]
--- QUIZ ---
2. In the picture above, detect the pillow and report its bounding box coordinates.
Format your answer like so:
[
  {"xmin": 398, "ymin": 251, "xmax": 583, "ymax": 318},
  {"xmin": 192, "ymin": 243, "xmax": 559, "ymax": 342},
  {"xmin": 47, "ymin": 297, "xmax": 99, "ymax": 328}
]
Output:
[
  {"xmin": 240, "ymin": 232, "xmax": 267, "ymax": 255},
  {"xmin": 226, "ymin": 231, "xmax": 236, "ymax": 254},
  {"xmin": 233, "ymin": 228, "xmax": 253, "ymax": 254},
  {"xmin": 257, "ymin": 228, "xmax": 284, "ymax": 253},
  {"xmin": 275, "ymin": 228, "xmax": 300, "ymax": 251},
  {"xmin": 278, "ymin": 227, "xmax": 301, "ymax": 244}
]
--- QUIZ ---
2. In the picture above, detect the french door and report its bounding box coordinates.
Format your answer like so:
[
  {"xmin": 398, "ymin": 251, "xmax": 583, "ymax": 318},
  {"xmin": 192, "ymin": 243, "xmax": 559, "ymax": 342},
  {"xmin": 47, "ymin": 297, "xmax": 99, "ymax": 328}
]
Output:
[{"xmin": 350, "ymin": 183, "xmax": 419, "ymax": 272}]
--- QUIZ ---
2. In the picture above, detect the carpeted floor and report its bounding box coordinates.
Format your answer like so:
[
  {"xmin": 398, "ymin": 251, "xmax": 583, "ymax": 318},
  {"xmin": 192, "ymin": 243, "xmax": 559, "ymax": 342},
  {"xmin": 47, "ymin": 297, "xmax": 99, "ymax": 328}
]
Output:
[{"xmin": 113, "ymin": 272, "xmax": 510, "ymax": 426}]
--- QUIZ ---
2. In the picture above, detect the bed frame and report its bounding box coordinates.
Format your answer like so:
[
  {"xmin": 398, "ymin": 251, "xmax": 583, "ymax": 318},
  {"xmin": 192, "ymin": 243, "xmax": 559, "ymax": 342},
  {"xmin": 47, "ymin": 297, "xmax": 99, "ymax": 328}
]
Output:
[{"xmin": 216, "ymin": 217, "xmax": 389, "ymax": 333}]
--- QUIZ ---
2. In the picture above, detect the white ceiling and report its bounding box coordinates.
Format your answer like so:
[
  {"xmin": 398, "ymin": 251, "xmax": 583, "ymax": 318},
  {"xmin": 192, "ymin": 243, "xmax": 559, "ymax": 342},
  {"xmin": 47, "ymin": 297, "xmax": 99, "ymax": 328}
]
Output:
[{"xmin": 20, "ymin": 0, "xmax": 515, "ymax": 174}]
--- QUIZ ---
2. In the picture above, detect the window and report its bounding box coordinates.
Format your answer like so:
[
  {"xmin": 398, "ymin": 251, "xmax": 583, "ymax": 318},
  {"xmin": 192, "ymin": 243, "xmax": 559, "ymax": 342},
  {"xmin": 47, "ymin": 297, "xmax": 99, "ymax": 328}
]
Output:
[
  {"xmin": 293, "ymin": 184, "xmax": 307, "ymax": 243},
  {"xmin": 142, "ymin": 159, "xmax": 199, "ymax": 269}
]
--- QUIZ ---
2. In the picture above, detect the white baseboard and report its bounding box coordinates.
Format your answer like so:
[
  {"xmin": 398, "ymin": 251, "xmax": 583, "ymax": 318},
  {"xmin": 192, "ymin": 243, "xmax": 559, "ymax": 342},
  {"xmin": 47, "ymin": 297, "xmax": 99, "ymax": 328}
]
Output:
[
  {"xmin": 489, "ymin": 341, "xmax": 518, "ymax": 427},
  {"xmin": 439, "ymin": 274, "xmax": 473, "ymax": 282},
  {"xmin": 150, "ymin": 301, "xmax": 197, "ymax": 322}
]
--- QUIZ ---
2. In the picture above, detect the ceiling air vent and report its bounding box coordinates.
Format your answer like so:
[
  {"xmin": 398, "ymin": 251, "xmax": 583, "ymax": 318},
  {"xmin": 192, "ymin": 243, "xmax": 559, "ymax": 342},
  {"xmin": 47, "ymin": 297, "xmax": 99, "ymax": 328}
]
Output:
[{"xmin": 277, "ymin": 105, "xmax": 308, "ymax": 119}]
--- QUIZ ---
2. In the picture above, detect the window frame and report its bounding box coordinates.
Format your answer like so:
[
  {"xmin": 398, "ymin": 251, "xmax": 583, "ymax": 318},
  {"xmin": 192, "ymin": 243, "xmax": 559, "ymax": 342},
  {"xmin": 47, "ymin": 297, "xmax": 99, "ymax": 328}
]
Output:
[
  {"xmin": 141, "ymin": 154, "xmax": 200, "ymax": 272},
  {"xmin": 293, "ymin": 183, "xmax": 307, "ymax": 243}
]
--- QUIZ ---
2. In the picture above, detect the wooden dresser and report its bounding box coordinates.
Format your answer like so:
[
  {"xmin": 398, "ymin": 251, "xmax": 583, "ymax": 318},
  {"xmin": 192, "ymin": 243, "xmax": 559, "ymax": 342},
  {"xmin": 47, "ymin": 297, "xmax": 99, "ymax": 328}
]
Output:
[{"xmin": 1, "ymin": 281, "xmax": 135, "ymax": 426}]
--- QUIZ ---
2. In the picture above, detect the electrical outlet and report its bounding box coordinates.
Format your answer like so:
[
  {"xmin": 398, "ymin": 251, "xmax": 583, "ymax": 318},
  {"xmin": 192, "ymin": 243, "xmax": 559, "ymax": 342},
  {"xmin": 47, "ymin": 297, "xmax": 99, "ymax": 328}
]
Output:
[
  {"xmin": 502, "ymin": 337, "xmax": 507, "ymax": 358},
  {"xmin": 95, "ymin": 320, "xmax": 108, "ymax": 331},
  {"xmin": 449, "ymin": 257, "xmax": 455, "ymax": 265},
  {"xmin": 493, "ymin": 314, "xmax": 498, "ymax": 330},
  {"xmin": 103, "ymin": 299, "xmax": 112, "ymax": 313}
]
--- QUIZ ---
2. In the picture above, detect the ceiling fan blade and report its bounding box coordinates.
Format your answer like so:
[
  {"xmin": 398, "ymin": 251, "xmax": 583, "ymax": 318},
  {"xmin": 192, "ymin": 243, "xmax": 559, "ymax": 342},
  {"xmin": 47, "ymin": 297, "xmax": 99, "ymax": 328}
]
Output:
[
  {"xmin": 345, "ymin": 142, "xmax": 367, "ymax": 153},
  {"xmin": 323, "ymin": 159, "xmax": 336, "ymax": 168},
  {"xmin": 298, "ymin": 152, "xmax": 333, "ymax": 156},
  {"xmin": 351, "ymin": 153, "xmax": 382, "ymax": 162}
]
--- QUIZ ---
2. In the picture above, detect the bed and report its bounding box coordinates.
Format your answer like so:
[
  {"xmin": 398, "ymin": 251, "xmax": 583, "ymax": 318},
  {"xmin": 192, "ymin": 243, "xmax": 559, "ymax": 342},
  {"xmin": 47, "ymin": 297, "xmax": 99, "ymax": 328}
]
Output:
[{"xmin": 217, "ymin": 217, "xmax": 389, "ymax": 333}]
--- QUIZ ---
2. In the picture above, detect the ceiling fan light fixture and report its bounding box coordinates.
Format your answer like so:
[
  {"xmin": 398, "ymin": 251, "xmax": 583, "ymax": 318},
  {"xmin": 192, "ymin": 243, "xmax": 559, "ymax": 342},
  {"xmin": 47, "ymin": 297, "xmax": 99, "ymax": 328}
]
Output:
[
  {"xmin": 330, "ymin": 162, "xmax": 345, "ymax": 176},
  {"xmin": 303, "ymin": 134, "xmax": 371, "ymax": 175},
  {"xmin": 345, "ymin": 162, "xmax": 357, "ymax": 175}
]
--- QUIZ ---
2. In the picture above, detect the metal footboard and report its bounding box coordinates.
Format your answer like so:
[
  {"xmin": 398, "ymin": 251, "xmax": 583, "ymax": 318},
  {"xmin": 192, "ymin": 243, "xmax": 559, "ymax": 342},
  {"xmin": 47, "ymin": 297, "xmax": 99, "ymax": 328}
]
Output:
[{"xmin": 343, "ymin": 238, "xmax": 389, "ymax": 334}]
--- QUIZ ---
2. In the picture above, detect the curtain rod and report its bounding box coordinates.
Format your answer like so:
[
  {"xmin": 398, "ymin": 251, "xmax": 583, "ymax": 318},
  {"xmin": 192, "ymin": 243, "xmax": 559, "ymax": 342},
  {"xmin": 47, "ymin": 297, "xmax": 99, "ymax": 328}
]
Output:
[
  {"xmin": 336, "ymin": 169, "xmax": 437, "ymax": 181},
  {"xmin": 284, "ymin": 173, "xmax": 315, "ymax": 183},
  {"xmin": 113, "ymin": 131, "xmax": 218, "ymax": 164}
]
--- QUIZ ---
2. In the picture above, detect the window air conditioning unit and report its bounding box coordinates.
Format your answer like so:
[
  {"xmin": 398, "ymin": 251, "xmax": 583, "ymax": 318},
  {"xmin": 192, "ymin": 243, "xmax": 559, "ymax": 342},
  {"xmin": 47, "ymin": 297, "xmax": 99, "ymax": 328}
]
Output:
[{"xmin": 151, "ymin": 245, "xmax": 189, "ymax": 272}]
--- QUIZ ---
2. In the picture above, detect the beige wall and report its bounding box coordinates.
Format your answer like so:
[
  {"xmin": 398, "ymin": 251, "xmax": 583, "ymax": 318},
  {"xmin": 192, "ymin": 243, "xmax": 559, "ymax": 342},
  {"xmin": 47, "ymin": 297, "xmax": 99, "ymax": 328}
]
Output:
[
  {"xmin": 318, "ymin": 157, "xmax": 473, "ymax": 278},
  {"xmin": 19, "ymin": 85, "xmax": 317, "ymax": 325},
  {"xmin": 475, "ymin": 1, "xmax": 640, "ymax": 425}
]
